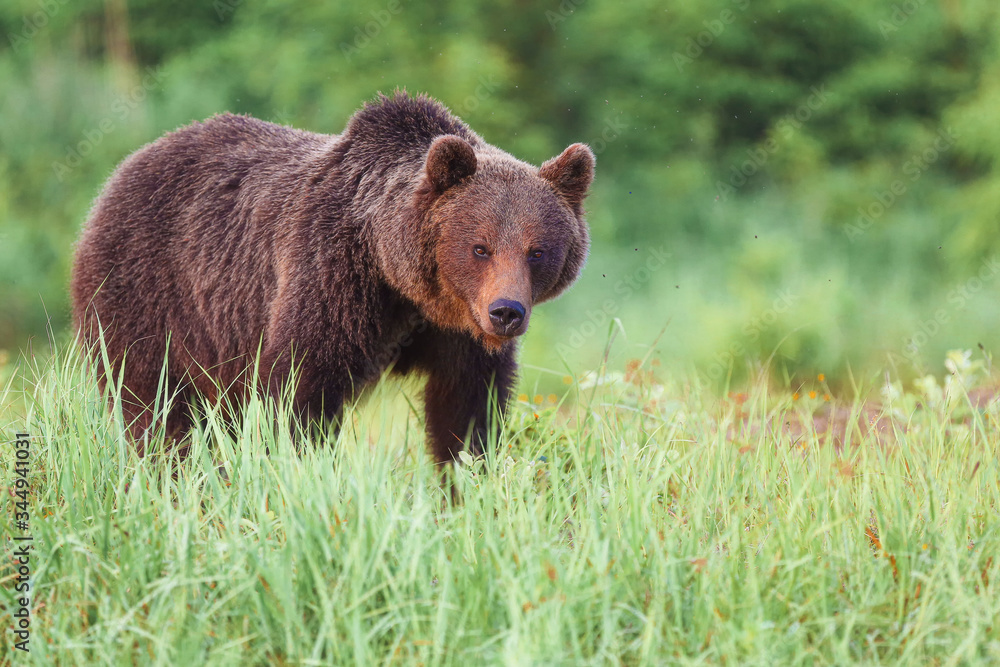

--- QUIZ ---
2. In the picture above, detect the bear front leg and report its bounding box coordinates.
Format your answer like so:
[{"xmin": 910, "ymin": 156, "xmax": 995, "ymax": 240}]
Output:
[
  {"xmin": 423, "ymin": 341, "xmax": 517, "ymax": 464},
  {"xmin": 271, "ymin": 368, "xmax": 350, "ymax": 442},
  {"xmin": 260, "ymin": 342, "xmax": 331, "ymax": 438}
]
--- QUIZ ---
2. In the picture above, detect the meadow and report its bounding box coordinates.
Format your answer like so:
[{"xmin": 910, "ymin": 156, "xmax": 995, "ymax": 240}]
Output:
[{"xmin": 0, "ymin": 341, "xmax": 997, "ymax": 664}]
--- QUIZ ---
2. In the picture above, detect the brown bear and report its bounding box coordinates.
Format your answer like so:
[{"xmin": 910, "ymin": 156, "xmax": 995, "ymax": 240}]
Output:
[{"xmin": 71, "ymin": 91, "xmax": 595, "ymax": 463}]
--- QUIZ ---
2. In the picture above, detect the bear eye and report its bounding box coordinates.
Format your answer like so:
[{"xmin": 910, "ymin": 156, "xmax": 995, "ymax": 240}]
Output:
[
  {"xmin": 529, "ymin": 249, "xmax": 545, "ymax": 260},
  {"xmin": 473, "ymin": 245, "xmax": 490, "ymax": 258}
]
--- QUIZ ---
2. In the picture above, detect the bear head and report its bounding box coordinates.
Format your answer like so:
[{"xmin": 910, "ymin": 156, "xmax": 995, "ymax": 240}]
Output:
[{"xmin": 415, "ymin": 135, "xmax": 595, "ymax": 351}]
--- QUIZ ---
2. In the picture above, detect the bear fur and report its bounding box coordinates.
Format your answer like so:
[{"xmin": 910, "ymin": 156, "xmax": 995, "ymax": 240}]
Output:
[{"xmin": 71, "ymin": 92, "xmax": 595, "ymax": 462}]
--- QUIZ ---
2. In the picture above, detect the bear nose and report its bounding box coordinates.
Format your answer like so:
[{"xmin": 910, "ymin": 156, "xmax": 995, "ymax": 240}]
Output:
[{"xmin": 488, "ymin": 299, "xmax": 526, "ymax": 336}]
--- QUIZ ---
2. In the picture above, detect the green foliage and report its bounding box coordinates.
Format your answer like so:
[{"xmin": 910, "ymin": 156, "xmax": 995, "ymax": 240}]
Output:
[{"xmin": 1, "ymin": 0, "xmax": 999, "ymax": 384}]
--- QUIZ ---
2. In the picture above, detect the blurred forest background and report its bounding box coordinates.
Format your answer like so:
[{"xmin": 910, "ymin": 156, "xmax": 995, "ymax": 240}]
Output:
[{"xmin": 1, "ymin": 0, "xmax": 999, "ymax": 392}]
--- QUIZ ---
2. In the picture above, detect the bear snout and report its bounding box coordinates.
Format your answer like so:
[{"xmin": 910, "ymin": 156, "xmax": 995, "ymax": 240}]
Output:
[{"xmin": 488, "ymin": 299, "xmax": 527, "ymax": 337}]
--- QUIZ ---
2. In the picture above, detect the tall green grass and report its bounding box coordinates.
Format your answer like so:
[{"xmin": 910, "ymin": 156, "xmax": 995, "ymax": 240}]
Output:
[{"xmin": 0, "ymin": 343, "xmax": 998, "ymax": 664}]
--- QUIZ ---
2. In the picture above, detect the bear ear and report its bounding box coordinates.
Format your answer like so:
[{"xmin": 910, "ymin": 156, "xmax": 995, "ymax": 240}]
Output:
[
  {"xmin": 424, "ymin": 135, "xmax": 477, "ymax": 194},
  {"xmin": 539, "ymin": 143, "xmax": 595, "ymax": 214}
]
